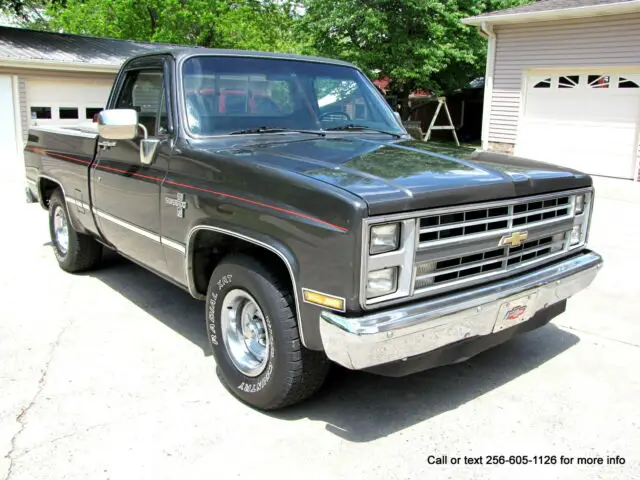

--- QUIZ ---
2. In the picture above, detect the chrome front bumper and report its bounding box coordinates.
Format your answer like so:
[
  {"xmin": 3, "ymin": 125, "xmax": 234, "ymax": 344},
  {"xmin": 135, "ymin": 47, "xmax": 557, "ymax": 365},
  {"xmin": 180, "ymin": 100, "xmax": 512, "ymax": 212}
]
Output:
[{"xmin": 320, "ymin": 251, "xmax": 603, "ymax": 370}]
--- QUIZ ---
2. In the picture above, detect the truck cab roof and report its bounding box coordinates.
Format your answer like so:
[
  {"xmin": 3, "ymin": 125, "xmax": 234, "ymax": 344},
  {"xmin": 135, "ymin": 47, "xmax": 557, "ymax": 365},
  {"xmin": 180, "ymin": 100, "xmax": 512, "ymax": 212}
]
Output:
[{"xmin": 125, "ymin": 47, "xmax": 358, "ymax": 69}]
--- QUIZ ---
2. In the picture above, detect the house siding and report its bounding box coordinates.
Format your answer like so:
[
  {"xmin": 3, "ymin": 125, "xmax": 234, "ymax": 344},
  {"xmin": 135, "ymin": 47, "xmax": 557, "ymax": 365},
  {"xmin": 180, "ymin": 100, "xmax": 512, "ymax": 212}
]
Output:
[{"xmin": 490, "ymin": 13, "xmax": 640, "ymax": 146}]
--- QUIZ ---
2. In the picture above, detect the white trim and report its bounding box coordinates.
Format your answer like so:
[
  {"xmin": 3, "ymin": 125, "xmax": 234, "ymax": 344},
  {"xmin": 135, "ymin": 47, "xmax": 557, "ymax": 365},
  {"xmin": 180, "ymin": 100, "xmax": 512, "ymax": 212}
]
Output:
[
  {"xmin": 0, "ymin": 57, "xmax": 121, "ymax": 73},
  {"xmin": 93, "ymin": 208, "xmax": 161, "ymax": 242},
  {"xmin": 65, "ymin": 196, "xmax": 90, "ymax": 210},
  {"xmin": 480, "ymin": 22, "xmax": 496, "ymax": 151},
  {"xmin": 462, "ymin": 0, "xmax": 640, "ymax": 26},
  {"xmin": 90, "ymin": 206, "xmax": 188, "ymax": 251},
  {"xmin": 161, "ymin": 237, "xmax": 187, "ymax": 254}
]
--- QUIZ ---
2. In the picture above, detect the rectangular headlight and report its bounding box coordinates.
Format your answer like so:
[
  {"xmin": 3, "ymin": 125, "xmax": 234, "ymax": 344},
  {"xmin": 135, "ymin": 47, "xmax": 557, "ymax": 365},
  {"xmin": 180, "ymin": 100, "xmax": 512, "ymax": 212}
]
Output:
[
  {"xmin": 366, "ymin": 267, "xmax": 398, "ymax": 298},
  {"xmin": 370, "ymin": 223, "xmax": 400, "ymax": 255}
]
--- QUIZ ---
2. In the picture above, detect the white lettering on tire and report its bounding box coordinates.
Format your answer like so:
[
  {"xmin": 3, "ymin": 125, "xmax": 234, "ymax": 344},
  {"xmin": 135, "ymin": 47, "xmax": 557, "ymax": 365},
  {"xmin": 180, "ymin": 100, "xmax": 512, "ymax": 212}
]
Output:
[
  {"xmin": 237, "ymin": 363, "xmax": 273, "ymax": 393},
  {"xmin": 217, "ymin": 274, "xmax": 232, "ymax": 291},
  {"xmin": 208, "ymin": 292, "xmax": 219, "ymax": 346}
]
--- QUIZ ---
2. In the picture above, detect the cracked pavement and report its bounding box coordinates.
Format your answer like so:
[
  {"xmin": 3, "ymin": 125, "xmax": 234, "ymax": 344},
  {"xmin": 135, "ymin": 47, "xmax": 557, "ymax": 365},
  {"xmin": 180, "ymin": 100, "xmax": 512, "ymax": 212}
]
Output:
[{"xmin": 1, "ymin": 175, "xmax": 639, "ymax": 480}]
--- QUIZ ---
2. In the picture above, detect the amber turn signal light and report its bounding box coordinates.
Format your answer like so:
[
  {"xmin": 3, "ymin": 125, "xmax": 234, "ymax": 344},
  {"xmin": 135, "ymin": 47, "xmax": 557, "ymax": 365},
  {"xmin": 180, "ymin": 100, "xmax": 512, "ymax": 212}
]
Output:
[{"xmin": 302, "ymin": 289, "xmax": 345, "ymax": 312}]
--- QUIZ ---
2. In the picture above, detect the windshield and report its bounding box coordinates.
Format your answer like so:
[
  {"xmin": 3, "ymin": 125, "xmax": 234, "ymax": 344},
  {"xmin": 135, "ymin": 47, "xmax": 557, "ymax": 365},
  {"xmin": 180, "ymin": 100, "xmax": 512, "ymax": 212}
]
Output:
[{"xmin": 181, "ymin": 56, "xmax": 404, "ymax": 136}]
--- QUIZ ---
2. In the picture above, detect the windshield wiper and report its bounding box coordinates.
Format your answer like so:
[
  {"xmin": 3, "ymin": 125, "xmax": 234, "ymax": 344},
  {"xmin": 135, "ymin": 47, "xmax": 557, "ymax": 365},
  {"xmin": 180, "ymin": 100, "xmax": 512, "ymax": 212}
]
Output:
[
  {"xmin": 325, "ymin": 124, "xmax": 402, "ymax": 139},
  {"xmin": 229, "ymin": 126, "xmax": 325, "ymax": 136}
]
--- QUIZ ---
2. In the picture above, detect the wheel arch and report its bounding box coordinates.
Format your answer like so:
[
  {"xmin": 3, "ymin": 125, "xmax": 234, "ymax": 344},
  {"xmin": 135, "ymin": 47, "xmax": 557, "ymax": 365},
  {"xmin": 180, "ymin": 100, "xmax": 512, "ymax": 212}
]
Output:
[
  {"xmin": 185, "ymin": 225, "xmax": 308, "ymax": 346},
  {"xmin": 38, "ymin": 175, "xmax": 88, "ymax": 234},
  {"xmin": 37, "ymin": 175, "xmax": 63, "ymax": 210}
]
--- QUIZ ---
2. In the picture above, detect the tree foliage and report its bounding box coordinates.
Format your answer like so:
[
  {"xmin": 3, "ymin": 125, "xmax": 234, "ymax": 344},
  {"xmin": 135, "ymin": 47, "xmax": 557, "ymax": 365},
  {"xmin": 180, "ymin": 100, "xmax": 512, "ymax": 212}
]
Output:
[
  {"xmin": 299, "ymin": 0, "xmax": 531, "ymax": 117},
  {"xmin": 3, "ymin": 0, "xmax": 533, "ymax": 118},
  {"xmin": 43, "ymin": 0, "xmax": 303, "ymax": 53}
]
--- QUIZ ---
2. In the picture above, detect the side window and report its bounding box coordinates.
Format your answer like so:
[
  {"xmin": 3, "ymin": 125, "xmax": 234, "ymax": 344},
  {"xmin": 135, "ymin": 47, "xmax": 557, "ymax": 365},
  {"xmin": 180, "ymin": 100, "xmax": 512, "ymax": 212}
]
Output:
[{"xmin": 116, "ymin": 70, "xmax": 168, "ymax": 135}]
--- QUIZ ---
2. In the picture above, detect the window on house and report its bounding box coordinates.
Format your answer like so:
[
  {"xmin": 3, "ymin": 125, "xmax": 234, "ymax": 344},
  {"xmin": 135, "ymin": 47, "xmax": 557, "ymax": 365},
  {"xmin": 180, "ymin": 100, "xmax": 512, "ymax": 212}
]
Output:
[
  {"xmin": 618, "ymin": 77, "xmax": 640, "ymax": 89},
  {"xmin": 588, "ymin": 75, "xmax": 610, "ymax": 89},
  {"xmin": 559, "ymin": 75, "xmax": 580, "ymax": 88},
  {"xmin": 59, "ymin": 107, "xmax": 79, "ymax": 119},
  {"xmin": 533, "ymin": 78, "xmax": 551, "ymax": 89},
  {"xmin": 31, "ymin": 107, "xmax": 52, "ymax": 119},
  {"xmin": 86, "ymin": 107, "xmax": 103, "ymax": 119}
]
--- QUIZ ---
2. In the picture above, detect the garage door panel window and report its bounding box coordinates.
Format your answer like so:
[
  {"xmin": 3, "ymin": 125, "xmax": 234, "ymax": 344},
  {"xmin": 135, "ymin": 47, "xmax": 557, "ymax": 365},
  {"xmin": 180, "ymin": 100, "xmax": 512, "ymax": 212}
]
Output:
[
  {"xmin": 31, "ymin": 107, "xmax": 51, "ymax": 119},
  {"xmin": 619, "ymin": 77, "xmax": 640, "ymax": 89},
  {"xmin": 86, "ymin": 107, "xmax": 103, "ymax": 120},
  {"xmin": 533, "ymin": 77, "xmax": 552, "ymax": 89},
  {"xmin": 559, "ymin": 75, "xmax": 580, "ymax": 88},
  {"xmin": 59, "ymin": 107, "xmax": 79, "ymax": 119},
  {"xmin": 588, "ymin": 75, "xmax": 610, "ymax": 89}
]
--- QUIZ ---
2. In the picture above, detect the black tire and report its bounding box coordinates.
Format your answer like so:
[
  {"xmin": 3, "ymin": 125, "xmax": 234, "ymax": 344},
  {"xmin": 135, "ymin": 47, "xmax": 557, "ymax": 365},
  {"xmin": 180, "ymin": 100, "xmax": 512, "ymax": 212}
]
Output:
[
  {"xmin": 48, "ymin": 189, "xmax": 102, "ymax": 273},
  {"xmin": 206, "ymin": 253, "xmax": 329, "ymax": 410}
]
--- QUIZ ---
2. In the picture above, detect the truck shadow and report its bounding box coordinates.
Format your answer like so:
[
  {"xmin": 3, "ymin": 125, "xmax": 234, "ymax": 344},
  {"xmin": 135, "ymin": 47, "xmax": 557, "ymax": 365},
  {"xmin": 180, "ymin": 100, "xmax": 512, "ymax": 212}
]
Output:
[
  {"xmin": 270, "ymin": 324, "xmax": 579, "ymax": 442},
  {"xmin": 87, "ymin": 250, "xmax": 212, "ymax": 356},
  {"xmin": 87, "ymin": 251, "xmax": 579, "ymax": 443}
]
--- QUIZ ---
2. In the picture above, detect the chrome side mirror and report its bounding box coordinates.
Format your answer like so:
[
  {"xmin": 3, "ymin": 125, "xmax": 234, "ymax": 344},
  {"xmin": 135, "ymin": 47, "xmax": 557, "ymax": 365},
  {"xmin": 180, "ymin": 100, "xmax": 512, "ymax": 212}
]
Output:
[{"xmin": 98, "ymin": 109, "xmax": 139, "ymax": 140}]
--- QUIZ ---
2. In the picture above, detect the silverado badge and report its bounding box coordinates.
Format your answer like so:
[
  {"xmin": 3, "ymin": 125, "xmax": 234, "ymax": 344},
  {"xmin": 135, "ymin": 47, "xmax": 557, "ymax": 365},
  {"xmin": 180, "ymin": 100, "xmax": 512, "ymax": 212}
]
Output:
[
  {"xmin": 165, "ymin": 192, "xmax": 187, "ymax": 218},
  {"xmin": 499, "ymin": 231, "xmax": 528, "ymax": 247}
]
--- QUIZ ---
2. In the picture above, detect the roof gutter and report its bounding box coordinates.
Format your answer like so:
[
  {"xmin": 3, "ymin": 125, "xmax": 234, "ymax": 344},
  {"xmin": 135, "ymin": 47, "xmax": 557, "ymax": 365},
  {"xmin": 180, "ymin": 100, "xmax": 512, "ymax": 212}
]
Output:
[
  {"xmin": 0, "ymin": 57, "xmax": 121, "ymax": 73},
  {"xmin": 462, "ymin": 0, "xmax": 640, "ymax": 26},
  {"xmin": 479, "ymin": 22, "xmax": 495, "ymax": 151}
]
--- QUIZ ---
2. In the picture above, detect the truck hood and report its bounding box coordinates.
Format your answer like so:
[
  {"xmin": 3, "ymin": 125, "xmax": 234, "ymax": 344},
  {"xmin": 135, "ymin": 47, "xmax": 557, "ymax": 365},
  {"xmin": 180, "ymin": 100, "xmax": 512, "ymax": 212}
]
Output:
[{"xmin": 204, "ymin": 137, "xmax": 592, "ymax": 215}]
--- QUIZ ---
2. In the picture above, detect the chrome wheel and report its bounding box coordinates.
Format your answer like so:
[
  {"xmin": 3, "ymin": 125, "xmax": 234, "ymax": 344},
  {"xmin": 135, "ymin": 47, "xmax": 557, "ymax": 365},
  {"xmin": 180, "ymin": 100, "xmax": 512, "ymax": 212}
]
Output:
[
  {"xmin": 220, "ymin": 289, "xmax": 270, "ymax": 377},
  {"xmin": 53, "ymin": 205, "xmax": 69, "ymax": 255}
]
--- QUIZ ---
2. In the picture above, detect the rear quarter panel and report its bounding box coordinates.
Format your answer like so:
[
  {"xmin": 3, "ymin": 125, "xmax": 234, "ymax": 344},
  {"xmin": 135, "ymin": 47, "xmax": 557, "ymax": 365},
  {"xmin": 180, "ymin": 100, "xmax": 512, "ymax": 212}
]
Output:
[{"xmin": 25, "ymin": 126, "xmax": 100, "ymax": 236}]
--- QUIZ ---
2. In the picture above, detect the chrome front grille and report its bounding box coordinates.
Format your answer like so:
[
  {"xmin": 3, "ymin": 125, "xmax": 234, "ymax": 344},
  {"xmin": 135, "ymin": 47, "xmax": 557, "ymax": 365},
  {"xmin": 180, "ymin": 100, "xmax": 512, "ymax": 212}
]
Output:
[
  {"xmin": 419, "ymin": 195, "xmax": 571, "ymax": 246},
  {"xmin": 411, "ymin": 190, "xmax": 583, "ymax": 298},
  {"xmin": 414, "ymin": 232, "xmax": 566, "ymax": 290},
  {"xmin": 361, "ymin": 188, "xmax": 592, "ymax": 308}
]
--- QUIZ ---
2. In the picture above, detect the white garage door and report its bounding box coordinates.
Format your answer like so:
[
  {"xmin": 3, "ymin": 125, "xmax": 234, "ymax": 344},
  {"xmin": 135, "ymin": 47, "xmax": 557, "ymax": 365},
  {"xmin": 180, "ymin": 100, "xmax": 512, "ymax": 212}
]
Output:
[
  {"xmin": 516, "ymin": 72, "xmax": 640, "ymax": 179},
  {"xmin": 0, "ymin": 75, "xmax": 18, "ymax": 161},
  {"xmin": 26, "ymin": 77, "xmax": 113, "ymax": 127}
]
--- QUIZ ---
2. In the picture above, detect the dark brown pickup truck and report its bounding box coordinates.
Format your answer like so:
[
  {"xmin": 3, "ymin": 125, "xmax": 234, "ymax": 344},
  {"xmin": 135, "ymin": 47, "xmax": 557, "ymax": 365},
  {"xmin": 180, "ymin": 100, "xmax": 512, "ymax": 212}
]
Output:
[{"xmin": 24, "ymin": 48, "xmax": 602, "ymax": 409}]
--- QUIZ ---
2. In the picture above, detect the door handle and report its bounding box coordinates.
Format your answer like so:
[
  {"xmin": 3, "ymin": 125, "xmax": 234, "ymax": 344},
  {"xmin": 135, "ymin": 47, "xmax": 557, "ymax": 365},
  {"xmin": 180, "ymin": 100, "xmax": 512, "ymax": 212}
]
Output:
[{"xmin": 98, "ymin": 140, "xmax": 117, "ymax": 150}]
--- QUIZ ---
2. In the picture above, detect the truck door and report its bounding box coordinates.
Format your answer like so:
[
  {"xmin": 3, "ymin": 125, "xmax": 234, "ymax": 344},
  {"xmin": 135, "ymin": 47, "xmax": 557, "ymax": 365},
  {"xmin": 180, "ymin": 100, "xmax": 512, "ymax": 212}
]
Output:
[{"xmin": 91, "ymin": 57, "xmax": 171, "ymax": 274}]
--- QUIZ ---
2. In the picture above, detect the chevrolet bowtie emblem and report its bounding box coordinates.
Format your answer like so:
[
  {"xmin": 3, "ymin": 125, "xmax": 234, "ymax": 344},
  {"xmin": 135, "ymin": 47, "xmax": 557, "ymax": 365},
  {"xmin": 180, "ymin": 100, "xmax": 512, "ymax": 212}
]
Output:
[{"xmin": 500, "ymin": 231, "xmax": 528, "ymax": 247}]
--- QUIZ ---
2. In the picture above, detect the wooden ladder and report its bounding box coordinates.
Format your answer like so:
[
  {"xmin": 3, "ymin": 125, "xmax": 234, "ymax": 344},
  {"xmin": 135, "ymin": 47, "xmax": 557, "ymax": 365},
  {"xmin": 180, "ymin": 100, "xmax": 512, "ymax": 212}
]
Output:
[{"xmin": 423, "ymin": 97, "xmax": 460, "ymax": 146}]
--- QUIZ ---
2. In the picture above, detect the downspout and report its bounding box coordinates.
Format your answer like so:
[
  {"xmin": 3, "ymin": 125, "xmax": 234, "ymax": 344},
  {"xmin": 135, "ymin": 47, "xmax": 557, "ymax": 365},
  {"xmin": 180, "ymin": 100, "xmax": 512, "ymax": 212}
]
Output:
[{"xmin": 480, "ymin": 21, "xmax": 496, "ymax": 151}]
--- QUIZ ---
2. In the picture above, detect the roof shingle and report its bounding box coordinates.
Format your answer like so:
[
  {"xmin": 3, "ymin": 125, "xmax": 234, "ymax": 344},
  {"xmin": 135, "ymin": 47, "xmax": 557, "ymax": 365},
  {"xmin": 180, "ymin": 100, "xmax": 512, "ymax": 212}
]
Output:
[{"xmin": 0, "ymin": 26, "xmax": 180, "ymax": 66}]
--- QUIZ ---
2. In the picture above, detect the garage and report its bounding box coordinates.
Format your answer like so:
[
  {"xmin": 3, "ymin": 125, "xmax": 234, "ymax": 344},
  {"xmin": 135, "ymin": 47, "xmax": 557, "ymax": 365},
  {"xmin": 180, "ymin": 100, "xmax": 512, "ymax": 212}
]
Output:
[
  {"xmin": 463, "ymin": 1, "xmax": 640, "ymax": 182},
  {"xmin": 516, "ymin": 71, "xmax": 640, "ymax": 179},
  {"xmin": 0, "ymin": 25, "xmax": 170, "ymax": 184}
]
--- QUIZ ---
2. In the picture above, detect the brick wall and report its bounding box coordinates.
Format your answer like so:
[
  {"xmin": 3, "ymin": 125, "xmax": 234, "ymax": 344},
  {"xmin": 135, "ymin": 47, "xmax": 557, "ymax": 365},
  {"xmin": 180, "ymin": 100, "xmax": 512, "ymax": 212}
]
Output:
[{"xmin": 488, "ymin": 141, "xmax": 515, "ymax": 155}]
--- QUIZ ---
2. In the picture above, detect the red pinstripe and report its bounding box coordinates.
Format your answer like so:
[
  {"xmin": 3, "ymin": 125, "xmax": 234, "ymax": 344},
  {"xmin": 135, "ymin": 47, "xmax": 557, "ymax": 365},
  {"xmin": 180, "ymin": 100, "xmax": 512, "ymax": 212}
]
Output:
[{"xmin": 25, "ymin": 146, "xmax": 349, "ymax": 232}]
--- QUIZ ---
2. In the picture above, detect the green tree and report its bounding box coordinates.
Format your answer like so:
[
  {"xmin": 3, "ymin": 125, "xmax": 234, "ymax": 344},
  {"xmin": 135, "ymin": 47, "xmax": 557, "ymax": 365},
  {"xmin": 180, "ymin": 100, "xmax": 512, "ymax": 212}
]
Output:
[
  {"xmin": 0, "ymin": 0, "xmax": 62, "ymax": 27},
  {"xmin": 43, "ymin": 0, "xmax": 303, "ymax": 53},
  {"xmin": 299, "ymin": 0, "xmax": 532, "ymax": 119}
]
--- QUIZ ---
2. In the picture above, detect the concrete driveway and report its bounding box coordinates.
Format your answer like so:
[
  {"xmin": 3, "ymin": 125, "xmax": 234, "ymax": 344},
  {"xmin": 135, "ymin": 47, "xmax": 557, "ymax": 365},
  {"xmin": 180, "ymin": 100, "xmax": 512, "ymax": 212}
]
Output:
[{"xmin": 1, "ymin": 176, "xmax": 639, "ymax": 480}]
